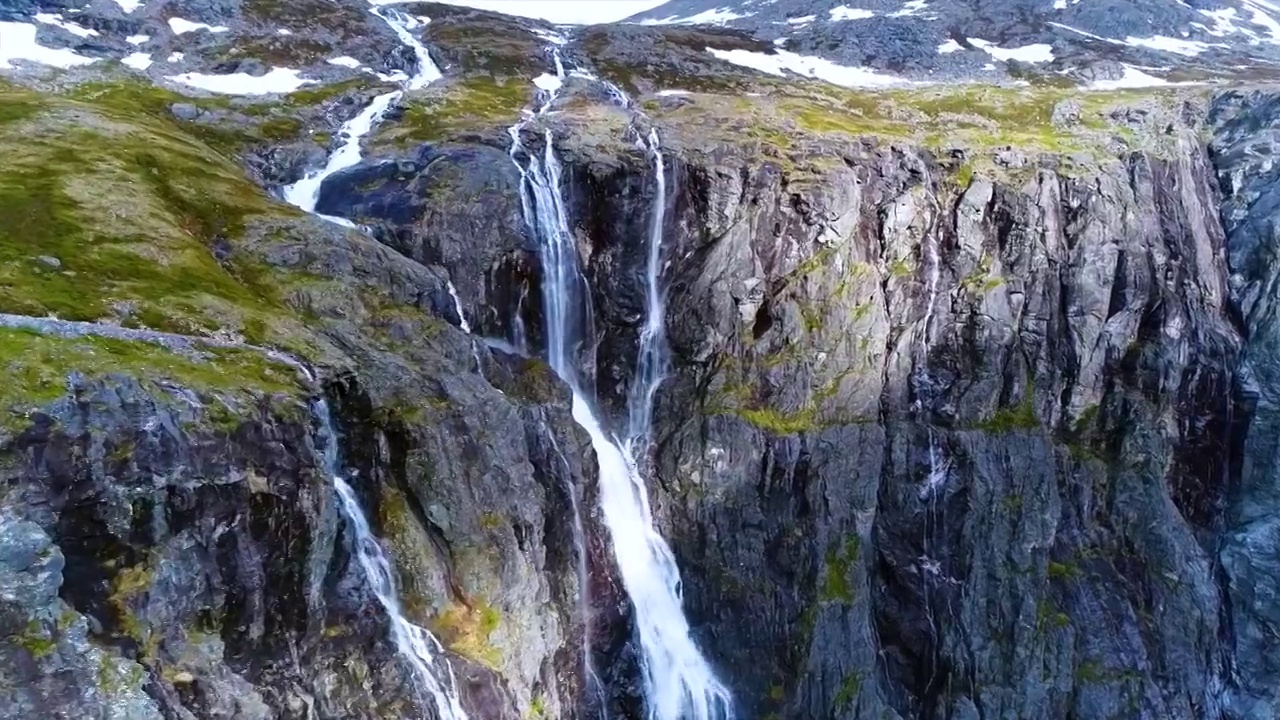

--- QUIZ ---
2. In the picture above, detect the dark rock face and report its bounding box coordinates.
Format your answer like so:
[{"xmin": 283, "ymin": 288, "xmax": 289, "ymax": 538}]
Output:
[
  {"xmin": 482, "ymin": 118, "xmax": 1244, "ymax": 719},
  {"xmin": 1209, "ymin": 89, "xmax": 1280, "ymax": 720}
]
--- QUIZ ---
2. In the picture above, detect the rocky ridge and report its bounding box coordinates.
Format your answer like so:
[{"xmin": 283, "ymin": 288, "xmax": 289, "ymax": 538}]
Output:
[{"xmin": 1, "ymin": 0, "xmax": 1280, "ymax": 719}]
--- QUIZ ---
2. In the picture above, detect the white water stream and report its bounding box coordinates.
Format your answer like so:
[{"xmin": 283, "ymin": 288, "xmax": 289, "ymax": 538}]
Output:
[
  {"xmin": 314, "ymin": 400, "xmax": 469, "ymax": 720},
  {"xmin": 283, "ymin": 3, "xmax": 442, "ymax": 217},
  {"xmin": 508, "ymin": 47, "xmax": 734, "ymax": 720}
]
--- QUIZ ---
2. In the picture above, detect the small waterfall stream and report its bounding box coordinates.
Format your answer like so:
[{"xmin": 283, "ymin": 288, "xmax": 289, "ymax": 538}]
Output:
[
  {"xmin": 312, "ymin": 400, "xmax": 469, "ymax": 720},
  {"xmin": 625, "ymin": 128, "xmax": 670, "ymax": 453},
  {"xmin": 508, "ymin": 46, "xmax": 734, "ymax": 720},
  {"xmin": 283, "ymin": 2, "xmax": 442, "ymax": 218}
]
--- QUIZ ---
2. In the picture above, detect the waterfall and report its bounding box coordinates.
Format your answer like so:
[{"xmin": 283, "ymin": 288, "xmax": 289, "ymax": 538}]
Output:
[
  {"xmin": 625, "ymin": 129, "xmax": 670, "ymax": 451},
  {"xmin": 312, "ymin": 400, "xmax": 469, "ymax": 720},
  {"xmin": 283, "ymin": 2, "xmax": 442, "ymax": 217},
  {"xmin": 508, "ymin": 49, "xmax": 734, "ymax": 720},
  {"xmin": 915, "ymin": 229, "xmax": 949, "ymax": 497}
]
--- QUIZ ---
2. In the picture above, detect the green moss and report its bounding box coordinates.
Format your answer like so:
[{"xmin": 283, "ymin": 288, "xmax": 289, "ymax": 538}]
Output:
[
  {"xmin": 888, "ymin": 257, "xmax": 914, "ymax": 278},
  {"xmin": 432, "ymin": 600, "xmax": 502, "ymax": 670},
  {"xmin": 377, "ymin": 76, "xmax": 532, "ymax": 147},
  {"xmin": 974, "ymin": 381, "xmax": 1040, "ymax": 433},
  {"xmin": 955, "ymin": 163, "xmax": 974, "ymax": 188},
  {"xmin": 1047, "ymin": 561, "xmax": 1081, "ymax": 581},
  {"xmin": 832, "ymin": 672, "xmax": 861, "ymax": 711},
  {"xmin": 0, "ymin": 329, "xmax": 301, "ymax": 428},
  {"xmin": 0, "ymin": 82, "xmax": 325, "ymax": 353},
  {"xmin": 736, "ymin": 406, "xmax": 817, "ymax": 435},
  {"xmin": 821, "ymin": 536, "xmax": 860, "ymax": 603},
  {"xmin": 14, "ymin": 619, "xmax": 57, "ymax": 658},
  {"xmin": 528, "ymin": 695, "xmax": 549, "ymax": 719}
]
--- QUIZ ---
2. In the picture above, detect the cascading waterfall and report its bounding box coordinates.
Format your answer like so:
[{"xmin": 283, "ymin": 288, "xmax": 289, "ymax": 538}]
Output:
[
  {"xmin": 283, "ymin": 1, "xmax": 442, "ymax": 217},
  {"xmin": 625, "ymin": 128, "xmax": 670, "ymax": 451},
  {"xmin": 312, "ymin": 399, "xmax": 469, "ymax": 720},
  {"xmin": 508, "ymin": 47, "xmax": 734, "ymax": 720}
]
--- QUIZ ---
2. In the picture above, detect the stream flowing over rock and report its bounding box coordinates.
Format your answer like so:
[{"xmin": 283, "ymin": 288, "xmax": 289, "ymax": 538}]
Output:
[{"xmin": 5, "ymin": 0, "xmax": 1280, "ymax": 718}]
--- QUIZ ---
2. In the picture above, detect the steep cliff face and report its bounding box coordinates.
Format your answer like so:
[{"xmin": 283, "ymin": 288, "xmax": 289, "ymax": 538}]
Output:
[
  {"xmin": 1209, "ymin": 88, "xmax": 1280, "ymax": 719},
  {"xmin": 548, "ymin": 120, "xmax": 1240, "ymax": 718}
]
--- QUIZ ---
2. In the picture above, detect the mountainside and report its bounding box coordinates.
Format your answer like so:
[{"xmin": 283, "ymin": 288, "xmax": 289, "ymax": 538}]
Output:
[
  {"xmin": 2, "ymin": 1, "xmax": 1280, "ymax": 719},
  {"xmin": 628, "ymin": 0, "xmax": 1280, "ymax": 85}
]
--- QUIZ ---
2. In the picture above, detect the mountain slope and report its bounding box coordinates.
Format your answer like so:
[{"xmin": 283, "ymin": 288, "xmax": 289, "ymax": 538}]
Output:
[{"xmin": 628, "ymin": 0, "xmax": 1280, "ymax": 84}]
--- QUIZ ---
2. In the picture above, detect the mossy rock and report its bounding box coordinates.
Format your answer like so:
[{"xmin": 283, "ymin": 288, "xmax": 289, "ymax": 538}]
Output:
[{"xmin": 374, "ymin": 76, "xmax": 533, "ymax": 148}]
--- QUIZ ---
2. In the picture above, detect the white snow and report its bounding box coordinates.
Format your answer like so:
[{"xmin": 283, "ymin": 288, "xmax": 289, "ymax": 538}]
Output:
[
  {"xmin": 1053, "ymin": 0, "xmax": 1081, "ymax": 8},
  {"xmin": 277, "ymin": 28, "xmax": 292, "ymax": 35},
  {"xmin": 167, "ymin": 52, "xmax": 184, "ymax": 62},
  {"xmin": 122, "ymin": 52, "xmax": 153, "ymax": 70},
  {"xmin": 641, "ymin": 8, "xmax": 752, "ymax": 25},
  {"xmin": 168, "ymin": 66, "xmax": 315, "ymax": 95},
  {"xmin": 787, "ymin": 14, "xmax": 816, "ymax": 24},
  {"xmin": 0, "ymin": 21, "xmax": 99, "ymax": 69},
  {"xmin": 708, "ymin": 46, "xmax": 907, "ymax": 87},
  {"xmin": 937, "ymin": 38, "xmax": 962, "ymax": 53},
  {"xmin": 426, "ymin": 0, "xmax": 670, "ymax": 24},
  {"xmin": 1123, "ymin": 34, "xmax": 1220, "ymax": 55},
  {"xmin": 167, "ymin": 17, "xmax": 229, "ymax": 35},
  {"xmin": 656, "ymin": 89, "xmax": 692, "ymax": 96},
  {"xmin": 967, "ymin": 38, "xmax": 1055, "ymax": 62},
  {"xmin": 830, "ymin": 5, "xmax": 875, "ymax": 21},
  {"xmin": 113, "ymin": 0, "xmax": 144, "ymax": 12},
  {"xmin": 890, "ymin": 0, "xmax": 929, "ymax": 17},
  {"xmin": 126, "ymin": 34, "xmax": 150, "ymax": 45},
  {"xmin": 34, "ymin": 13, "xmax": 99, "ymax": 38},
  {"xmin": 1088, "ymin": 64, "xmax": 1172, "ymax": 89},
  {"xmin": 327, "ymin": 56, "xmax": 363, "ymax": 68},
  {"xmin": 1240, "ymin": 0, "xmax": 1280, "ymax": 42}
]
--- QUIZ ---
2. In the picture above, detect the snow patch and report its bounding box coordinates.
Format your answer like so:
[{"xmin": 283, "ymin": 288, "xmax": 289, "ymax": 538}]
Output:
[
  {"xmin": 168, "ymin": 66, "xmax": 314, "ymax": 95},
  {"xmin": 937, "ymin": 39, "xmax": 962, "ymax": 53},
  {"xmin": 641, "ymin": 8, "xmax": 752, "ymax": 25},
  {"xmin": 35, "ymin": 13, "xmax": 99, "ymax": 38},
  {"xmin": 1047, "ymin": 22, "xmax": 1125, "ymax": 44},
  {"xmin": 167, "ymin": 52, "xmax": 184, "ymax": 62},
  {"xmin": 787, "ymin": 15, "xmax": 816, "ymax": 25},
  {"xmin": 656, "ymin": 89, "xmax": 691, "ymax": 96},
  {"xmin": 327, "ymin": 56, "xmax": 362, "ymax": 68},
  {"xmin": 277, "ymin": 28, "xmax": 292, "ymax": 36},
  {"xmin": 1123, "ymin": 35, "xmax": 1220, "ymax": 55},
  {"xmin": 122, "ymin": 52, "xmax": 153, "ymax": 70},
  {"xmin": 0, "ymin": 21, "xmax": 99, "ymax": 69},
  {"xmin": 890, "ymin": 0, "xmax": 929, "ymax": 17},
  {"xmin": 1240, "ymin": 0, "xmax": 1280, "ymax": 42},
  {"xmin": 708, "ymin": 46, "xmax": 907, "ymax": 88},
  {"xmin": 168, "ymin": 17, "xmax": 229, "ymax": 34},
  {"xmin": 968, "ymin": 38, "xmax": 1054, "ymax": 62},
  {"xmin": 113, "ymin": 0, "xmax": 144, "ymax": 13},
  {"xmin": 126, "ymin": 34, "xmax": 150, "ymax": 45},
  {"xmin": 1087, "ymin": 64, "xmax": 1172, "ymax": 89},
  {"xmin": 829, "ymin": 5, "xmax": 874, "ymax": 21}
]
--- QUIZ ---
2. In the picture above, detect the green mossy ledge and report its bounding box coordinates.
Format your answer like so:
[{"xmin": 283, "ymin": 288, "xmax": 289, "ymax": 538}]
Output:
[{"xmin": 0, "ymin": 80, "xmax": 343, "ymax": 425}]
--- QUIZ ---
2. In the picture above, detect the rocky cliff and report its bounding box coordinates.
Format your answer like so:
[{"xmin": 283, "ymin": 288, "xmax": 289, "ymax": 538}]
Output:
[{"xmin": 2, "ymin": 1, "xmax": 1280, "ymax": 719}]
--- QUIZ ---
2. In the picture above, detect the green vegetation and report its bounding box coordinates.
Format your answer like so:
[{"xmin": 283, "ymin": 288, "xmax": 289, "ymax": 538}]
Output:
[
  {"xmin": 14, "ymin": 619, "xmax": 57, "ymax": 658},
  {"xmin": 0, "ymin": 80, "xmax": 324, "ymax": 351},
  {"xmin": 642, "ymin": 78, "xmax": 1190, "ymax": 173},
  {"xmin": 1048, "ymin": 560, "xmax": 1081, "ymax": 581},
  {"xmin": 376, "ymin": 76, "xmax": 532, "ymax": 147},
  {"xmin": 0, "ymin": 328, "xmax": 301, "ymax": 428},
  {"xmin": 528, "ymin": 695, "xmax": 549, "ymax": 719},
  {"xmin": 974, "ymin": 381, "xmax": 1040, "ymax": 433},
  {"xmin": 821, "ymin": 536, "xmax": 861, "ymax": 603},
  {"xmin": 832, "ymin": 672, "xmax": 861, "ymax": 711},
  {"xmin": 432, "ymin": 600, "xmax": 503, "ymax": 670},
  {"xmin": 736, "ymin": 406, "xmax": 817, "ymax": 435}
]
